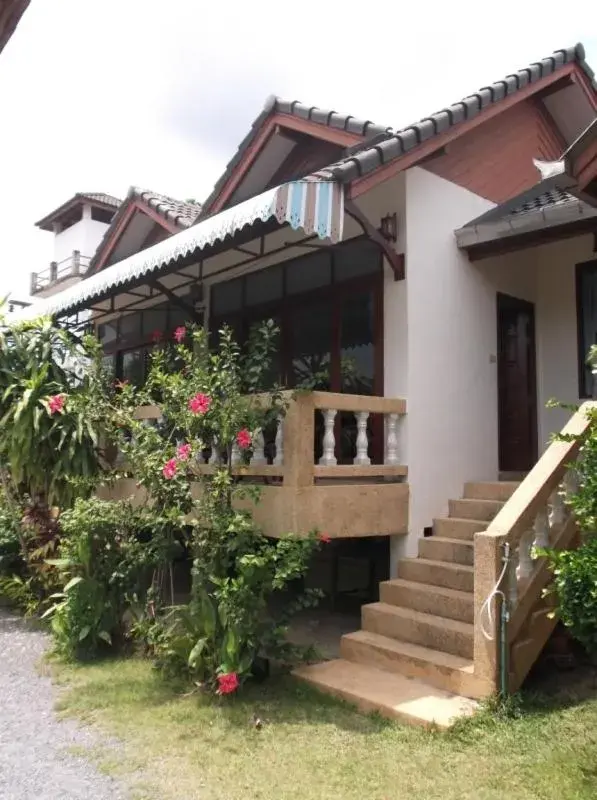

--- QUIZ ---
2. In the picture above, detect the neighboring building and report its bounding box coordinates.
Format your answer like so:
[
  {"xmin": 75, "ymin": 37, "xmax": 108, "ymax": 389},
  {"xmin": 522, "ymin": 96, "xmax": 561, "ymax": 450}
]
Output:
[
  {"xmin": 14, "ymin": 43, "xmax": 597, "ymax": 725},
  {"xmin": 0, "ymin": 0, "xmax": 30, "ymax": 55}
]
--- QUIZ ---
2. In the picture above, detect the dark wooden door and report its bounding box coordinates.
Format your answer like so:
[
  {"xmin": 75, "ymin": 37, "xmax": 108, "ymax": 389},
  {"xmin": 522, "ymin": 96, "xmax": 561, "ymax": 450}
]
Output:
[{"xmin": 497, "ymin": 294, "xmax": 538, "ymax": 472}]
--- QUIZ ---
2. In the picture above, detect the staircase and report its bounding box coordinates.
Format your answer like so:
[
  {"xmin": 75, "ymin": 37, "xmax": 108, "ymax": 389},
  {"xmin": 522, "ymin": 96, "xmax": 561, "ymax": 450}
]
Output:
[
  {"xmin": 296, "ymin": 403, "xmax": 593, "ymax": 729},
  {"xmin": 295, "ymin": 480, "xmax": 518, "ymax": 727}
]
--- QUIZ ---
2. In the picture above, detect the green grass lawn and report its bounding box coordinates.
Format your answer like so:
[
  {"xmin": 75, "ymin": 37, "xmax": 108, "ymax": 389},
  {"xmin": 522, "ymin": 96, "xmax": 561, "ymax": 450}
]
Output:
[{"xmin": 50, "ymin": 657, "xmax": 597, "ymax": 800}]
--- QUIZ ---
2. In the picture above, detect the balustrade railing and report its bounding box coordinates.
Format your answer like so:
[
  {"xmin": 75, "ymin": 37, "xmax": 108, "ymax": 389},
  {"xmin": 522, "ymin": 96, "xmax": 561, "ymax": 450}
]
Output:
[
  {"xmin": 122, "ymin": 391, "xmax": 407, "ymax": 485},
  {"xmin": 474, "ymin": 401, "xmax": 595, "ymax": 692},
  {"xmin": 30, "ymin": 250, "xmax": 91, "ymax": 295}
]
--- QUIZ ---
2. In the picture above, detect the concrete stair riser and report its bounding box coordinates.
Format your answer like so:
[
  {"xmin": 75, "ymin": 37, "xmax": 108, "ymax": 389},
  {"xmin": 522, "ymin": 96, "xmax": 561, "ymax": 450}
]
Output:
[
  {"xmin": 380, "ymin": 579, "xmax": 474, "ymax": 623},
  {"xmin": 418, "ymin": 537, "xmax": 474, "ymax": 566},
  {"xmin": 362, "ymin": 602, "xmax": 474, "ymax": 659},
  {"xmin": 341, "ymin": 630, "xmax": 488, "ymax": 699},
  {"xmin": 433, "ymin": 517, "xmax": 488, "ymax": 540},
  {"xmin": 463, "ymin": 481, "xmax": 520, "ymax": 501},
  {"xmin": 449, "ymin": 498, "xmax": 504, "ymax": 521},
  {"xmin": 397, "ymin": 558, "xmax": 474, "ymax": 592}
]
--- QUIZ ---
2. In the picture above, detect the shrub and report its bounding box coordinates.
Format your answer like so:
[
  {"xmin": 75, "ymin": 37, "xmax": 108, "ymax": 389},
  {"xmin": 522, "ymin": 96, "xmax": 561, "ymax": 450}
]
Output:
[
  {"xmin": 44, "ymin": 497, "xmax": 164, "ymax": 660},
  {"xmin": 111, "ymin": 322, "xmax": 321, "ymax": 693},
  {"xmin": 543, "ymin": 536, "xmax": 597, "ymax": 656}
]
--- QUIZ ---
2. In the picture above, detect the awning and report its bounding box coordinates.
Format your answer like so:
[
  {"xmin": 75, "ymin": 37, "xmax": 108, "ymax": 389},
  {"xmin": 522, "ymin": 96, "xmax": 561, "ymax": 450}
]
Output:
[{"xmin": 13, "ymin": 178, "xmax": 344, "ymax": 323}]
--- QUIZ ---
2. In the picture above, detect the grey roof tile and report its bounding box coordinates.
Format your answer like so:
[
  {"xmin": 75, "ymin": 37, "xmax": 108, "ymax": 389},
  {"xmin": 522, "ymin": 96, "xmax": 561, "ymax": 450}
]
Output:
[{"xmin": 200, "ymin": 42, "xmax": 595, "ymax": 209}]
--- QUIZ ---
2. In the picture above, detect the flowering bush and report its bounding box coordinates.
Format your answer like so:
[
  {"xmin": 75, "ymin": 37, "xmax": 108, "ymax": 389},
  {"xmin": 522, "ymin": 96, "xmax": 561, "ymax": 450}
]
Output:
[{"xmin": 110, "ymin": 321, "xmax": 321, "ymax": 692}]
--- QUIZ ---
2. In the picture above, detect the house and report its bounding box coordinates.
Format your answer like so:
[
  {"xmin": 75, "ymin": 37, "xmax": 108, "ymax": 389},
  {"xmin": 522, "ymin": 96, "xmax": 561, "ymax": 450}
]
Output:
[{"xmin": 14, "ymin": 42, "xmax": 597, "ymax": 726}]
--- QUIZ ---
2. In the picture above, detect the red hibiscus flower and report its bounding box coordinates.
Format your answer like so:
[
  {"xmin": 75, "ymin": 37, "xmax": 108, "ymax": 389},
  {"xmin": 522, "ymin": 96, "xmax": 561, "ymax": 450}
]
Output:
[
  {"xmin": 318, "ymin": 533, "xmax": 331, "ymax": 544},
  {"xmin": 216, "ymin": 672, "xmax": 239, "ymax": 695},
  {"xmin": 176, "ymin": 442, "xmax": 192, "ymax": 461},
  {"xmin": 173, "ymin": 326, "xmax": 186, "ymax": 343},
  {"xmin": 151, "ymin": 330, "xmax": 163, "ymax": 343},
  {"xmin": 236, "ymin": 429, "xmax": 252, "ymax": 449},
  {"xmin": 48, "ymin": 394, "xmax": 66, "ymax": 415},
  {"xmin": 162, "ymin": 458, "xmax": 177, "ymax": 480},
  {"xmin": 188, "ymin": 393, "xmax": 211, "ymax": 414}
]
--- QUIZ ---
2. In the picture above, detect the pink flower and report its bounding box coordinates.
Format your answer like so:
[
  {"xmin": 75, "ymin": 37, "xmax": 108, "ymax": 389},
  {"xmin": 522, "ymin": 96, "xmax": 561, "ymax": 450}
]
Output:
[
  {"xmin": 216, "ymin": 672, "xmax": 239, "ymax": 695},
  {"xmin": 236, "ymin": 429, "xmax": 252, "ymax": 449},
  {"xmin": 318, "ymin": 533, "xmax": 331, "ymax": 544},
  {"xmin": 48, "ymin": 394, "xmax": 66, "ymax": 415},
  {"xmin": 173, "ymin": 326, "xmax": 186, "ymax": 343},
  {"xmin": 114, "ymin": 379, "xmax": 129, "ymax": 390},
  {"xmin": 188, "ymin": 393, "xmax": 211, "ymax": 415},
  {"xmin": 151, "ymin": 330, "xmax": 163, "ymax": 343},
  {"xmin": 176, "ymin": 442, "xmax": 192, "ymax": 461},
  {"xmin": 162, "ymin": 458, "xmax": 177, "ymax": 480}
]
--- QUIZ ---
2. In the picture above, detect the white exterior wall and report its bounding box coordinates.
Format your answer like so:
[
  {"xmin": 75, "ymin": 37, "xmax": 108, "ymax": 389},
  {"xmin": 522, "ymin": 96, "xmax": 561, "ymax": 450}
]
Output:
[
  {"xmin": 53, "ymin": 206, "xmax": 110, "ymax": 263},
  {"xmin": 399, "ymin": 167, "xmax": 496, "ymax": 558},
  {"xmin": 482, "ymin": 234, "xmax": 596, "ymax": 447}
]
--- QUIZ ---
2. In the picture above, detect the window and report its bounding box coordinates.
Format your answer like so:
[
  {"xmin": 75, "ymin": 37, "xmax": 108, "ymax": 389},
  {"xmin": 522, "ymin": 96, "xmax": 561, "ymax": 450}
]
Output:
[
  {"xmin": 577, "ymin": 260, "xmax": 597, "ymax": 397},
  {"xmin": 91, "ymin": 206, "xmax": 116, "ymax": 224}
]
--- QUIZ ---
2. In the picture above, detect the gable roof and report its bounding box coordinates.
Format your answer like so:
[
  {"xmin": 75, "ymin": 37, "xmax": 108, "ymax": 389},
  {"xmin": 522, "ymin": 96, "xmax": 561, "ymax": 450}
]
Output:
[
  {"xmin": 35, "ymin": 191, "xmax": 121, "ymax": 230},
  {"xmin": 86, "ymin": 186, "xmax": 202, "ymax": 275},
  {"xmin": 315, "ymin": 44, "xmax": 597, "ymax": 184},
  {"xmin": 201, "ymin": 43, "xmax": 597, "ymax": 217}
]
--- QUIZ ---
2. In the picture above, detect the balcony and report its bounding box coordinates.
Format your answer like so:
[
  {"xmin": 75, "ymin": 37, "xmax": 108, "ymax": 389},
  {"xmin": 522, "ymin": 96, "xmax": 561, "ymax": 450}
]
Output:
[
  {"xmin": 100, "ymin": 391, "xmax": 409, "ymax": 540},
  {"xmin": 30, "ymin": 250, "xmax": 91, "ymax": 297}
]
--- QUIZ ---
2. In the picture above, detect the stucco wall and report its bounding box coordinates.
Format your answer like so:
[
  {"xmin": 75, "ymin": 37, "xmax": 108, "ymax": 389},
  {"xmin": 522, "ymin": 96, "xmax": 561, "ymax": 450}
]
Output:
[
  {"xmin": 399, "ymin": 167, "xmax": 496, "ymax": 558},
  {"xmin": 482, "ymin": 233, "xmax": 596, "ymax": 448},
  {"xmin": 53, "ymin": 211, "xmax": 110, "ymax": 263}
]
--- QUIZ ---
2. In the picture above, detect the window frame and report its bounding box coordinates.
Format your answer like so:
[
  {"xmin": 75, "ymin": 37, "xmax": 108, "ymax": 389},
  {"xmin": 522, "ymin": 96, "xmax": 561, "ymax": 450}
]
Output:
[{"xmin": 576, "ymin": 258, "xmax": 597, "ymax": 399}]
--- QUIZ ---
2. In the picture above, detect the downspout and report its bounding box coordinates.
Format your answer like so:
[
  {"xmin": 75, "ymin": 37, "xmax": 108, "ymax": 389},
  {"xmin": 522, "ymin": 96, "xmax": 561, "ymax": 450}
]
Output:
[{"xmin": 479, "ymin": 541, "xmax": 512, "ymax": 698}]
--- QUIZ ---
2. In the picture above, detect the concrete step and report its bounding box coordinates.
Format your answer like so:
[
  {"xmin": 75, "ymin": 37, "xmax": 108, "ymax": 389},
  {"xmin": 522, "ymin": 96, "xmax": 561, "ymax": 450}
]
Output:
[
  {"xmin": 293, "ymin": 659, "xmax": 478, "ymax": 728},
  {"xmin": 433, "ymin": 517, "xmax": 489, "ymax": 540},
  {"xmin": 418, "ymin": 536, "xmax": 474, "ymax": 566},
  {"xmin": 463, "ymin": 481, "xmax": 520, "ymax": 501},
  {"xmin": 397, "ymin": 557, "xmax": 474, "ymax": 592},
  {"xmin": 340, "ymin": 630, "xmax": 487, "ymax": 697},
  {"xmin": 380, "ymin": 578, "xmax": 473, "ymax": 623},
  {"xmin": 362, "ymin": 602, "xmax": 474, "ymax": 658},
  {"xmin": 449, "ymin": 498, "xmax": 504, "ymax": 521}
]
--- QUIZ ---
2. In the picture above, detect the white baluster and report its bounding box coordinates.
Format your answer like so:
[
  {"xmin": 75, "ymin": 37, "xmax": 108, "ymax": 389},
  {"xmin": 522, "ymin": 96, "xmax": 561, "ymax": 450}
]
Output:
[
  {"xmin": 384, "ymin": 413, "xmax": 399, "ymax": 466},
  {"xmin": 533, "ymin": 506, "xmax": 550, "ymax": 551},
  {"xmin": 319, "ymin": 409, "xmax": 337, "ymax": 466},
  {"xmin": 230, "ymin": 442, "xmax": 241, "ymax": 466},
  {"xmin": 208, "ymin": 440, "xmax": 219, "ymax": 465},
  {"xmin": 354, "ymin": 411, "xmax": 370, "ymax": 466},
  {"xmin": 508, "ymin": 546, "xmax": 519, "ymax": 608},
  {"xmin": 517, "ymin": 528, "xmax": 534, "ymax": 580},
  {"xmin": 564, "ymin": 469, "xmax": 579, "ymax": 499},
  {"xmin": 549, "ymin": 486, "xmax": 566, "ymax": 527},
  {"xmin": 273, "ymin": 416, "xmax": 284, "ymax": 466},
  {"xmin": 252, "ymin": 428, "xmax": 267, "ymax": 466}
]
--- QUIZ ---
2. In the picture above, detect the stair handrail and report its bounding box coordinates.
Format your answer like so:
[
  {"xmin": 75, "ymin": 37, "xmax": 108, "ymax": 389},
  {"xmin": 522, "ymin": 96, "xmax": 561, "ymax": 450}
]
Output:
[{"xmin": 473, "ymin": 401, "xmax": 596, "ymax": 694}]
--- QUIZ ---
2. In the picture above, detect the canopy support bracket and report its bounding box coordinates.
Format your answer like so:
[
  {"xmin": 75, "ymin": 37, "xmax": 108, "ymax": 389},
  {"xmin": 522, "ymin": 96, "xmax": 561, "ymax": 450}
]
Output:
[
  {"xmin": 345, "ymin": 199, "xmax": 405, "ymax": 281},
  {"xmin": 147, "ymin": 279, "xmax": 203, "ymax": 323}
]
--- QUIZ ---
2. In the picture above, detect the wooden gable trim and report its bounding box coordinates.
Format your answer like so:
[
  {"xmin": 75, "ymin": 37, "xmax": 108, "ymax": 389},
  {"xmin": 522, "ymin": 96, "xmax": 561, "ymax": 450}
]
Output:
[
  {"xmin": 349, "ymin": 63, "xmax": 583, "ymax": 199},
  {"xmin": 91, "ymin": 200, "xmax": 179, "ymax": 274},
  {"xmin": 208, "ymin": 112, "xmax": 363, "ymax": 215}
]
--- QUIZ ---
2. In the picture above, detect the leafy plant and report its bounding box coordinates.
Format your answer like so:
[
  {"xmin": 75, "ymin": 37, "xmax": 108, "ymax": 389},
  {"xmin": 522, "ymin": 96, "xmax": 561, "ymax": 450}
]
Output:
[
  {"xmin": 43, "ymin": 497, "xmax": 162, "ymax": 660},
  {"xmin": 110, "ymin": 322, "xmax": 322, "ymax": 692},
  {"xmin": 542, "ymin": 535, "xmax": 597, "ymax": 655}
]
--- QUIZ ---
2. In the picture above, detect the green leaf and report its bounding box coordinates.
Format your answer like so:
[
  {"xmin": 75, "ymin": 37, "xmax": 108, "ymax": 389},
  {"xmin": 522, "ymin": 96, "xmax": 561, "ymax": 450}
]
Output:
[
  {"xmin": 78, "ymin": 625, "xmax": 91, "ymax": 641},
  {"xmin": 188, "ymin": 637, "xmax": 207, "ymax": 669},
  {"xmin": 63, "ymin": 576, "xmax": 83, "ymax": 592},
  {"xmin": 98, "ymin": 631, "xmax": 112, "ymax": 645}
]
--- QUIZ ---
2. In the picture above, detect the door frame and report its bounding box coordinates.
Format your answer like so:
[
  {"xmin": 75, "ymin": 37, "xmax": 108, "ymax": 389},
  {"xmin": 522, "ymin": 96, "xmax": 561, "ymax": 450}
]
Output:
[{"xmin": 496, "ymin": 292, "xmax": 539, "ymax": 472}]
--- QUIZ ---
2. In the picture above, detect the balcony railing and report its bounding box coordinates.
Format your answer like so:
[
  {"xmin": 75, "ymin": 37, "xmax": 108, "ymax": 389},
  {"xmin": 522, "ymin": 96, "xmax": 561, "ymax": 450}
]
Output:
[
  {"xmin": 103, "ymin": 391, "xmax": 409, "ymax": 539},
  {"xmin": 30, "ymin": 250, "xmax": 91, "ymax": 295}
]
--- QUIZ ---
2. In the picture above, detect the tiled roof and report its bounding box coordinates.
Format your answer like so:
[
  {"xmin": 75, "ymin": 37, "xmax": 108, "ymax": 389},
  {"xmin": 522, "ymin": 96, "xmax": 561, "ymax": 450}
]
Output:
[
  {"xmin": 509, "ymin": 187, "xmax": 576, "ymax": 215},
  {"xmin": 133, "ymin": 188, "xmax": 201, "ymax": 229},
  {"xmin": 202, "ymin": 43, "xmax": 595, "ymax": 214},
  {"xmin": 79, "ymin": 192, "xmax": 121, "ymax": 208},
  {"xmin": 86, "ymin": 187, "xmax": 202, "ymax": 275}
]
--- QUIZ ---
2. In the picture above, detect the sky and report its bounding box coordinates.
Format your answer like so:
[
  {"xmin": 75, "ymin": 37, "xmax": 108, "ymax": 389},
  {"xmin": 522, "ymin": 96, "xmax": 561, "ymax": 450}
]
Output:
[{"xmin": 0, "ymin": 0, "xmax": 596, "ymax": 301}]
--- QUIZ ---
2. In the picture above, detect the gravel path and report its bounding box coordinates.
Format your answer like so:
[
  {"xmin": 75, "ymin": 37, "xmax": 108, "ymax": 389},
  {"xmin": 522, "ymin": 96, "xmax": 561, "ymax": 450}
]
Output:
[{"xmin": 0, "ymin": 608, "xmax": 129, "ymax": 800}]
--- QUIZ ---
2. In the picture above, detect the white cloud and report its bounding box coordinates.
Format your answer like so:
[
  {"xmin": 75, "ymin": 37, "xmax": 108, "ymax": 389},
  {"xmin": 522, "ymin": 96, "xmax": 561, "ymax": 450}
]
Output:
[{"xmin": 0, "ymin": 0, "xmax": 595, "ymax": 300}]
